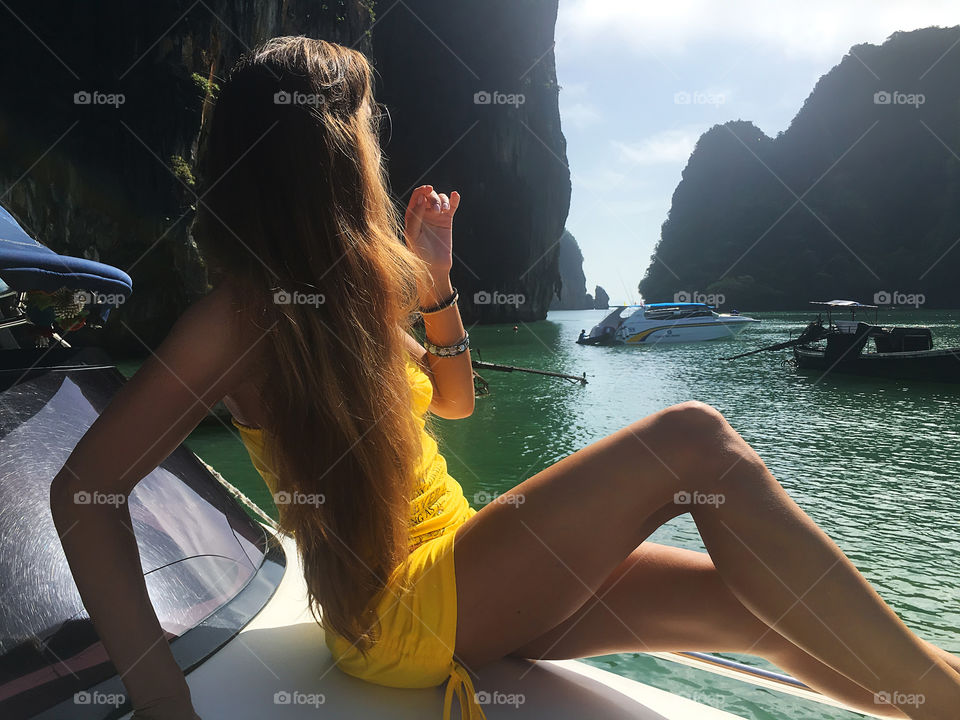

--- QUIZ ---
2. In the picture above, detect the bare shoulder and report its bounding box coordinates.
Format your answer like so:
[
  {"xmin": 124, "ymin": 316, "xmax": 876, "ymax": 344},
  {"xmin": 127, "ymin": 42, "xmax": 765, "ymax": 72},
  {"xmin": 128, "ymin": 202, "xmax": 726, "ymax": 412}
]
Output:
[
  {"xmin": 145, "ymin": 280, "xmax": 267, "ymax": 399},
  {"xmin": 56, "ymin": 281, "xmax": 270, "ymax": 492},
  {"xmin": 177, "ymin": 280, "xmax": 247, "ymax": 340}
]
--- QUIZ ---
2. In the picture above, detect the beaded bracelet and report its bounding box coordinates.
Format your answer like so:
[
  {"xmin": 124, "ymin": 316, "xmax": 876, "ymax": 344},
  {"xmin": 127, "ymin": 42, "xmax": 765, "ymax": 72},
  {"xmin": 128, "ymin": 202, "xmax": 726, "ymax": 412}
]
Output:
[
  {"xmin": 423, "ymin": 331, "xmax": 470, "ymax": 357},
  {"xmin": 419, "ymin": 287, "xmax": 459, "ymax": 315}
]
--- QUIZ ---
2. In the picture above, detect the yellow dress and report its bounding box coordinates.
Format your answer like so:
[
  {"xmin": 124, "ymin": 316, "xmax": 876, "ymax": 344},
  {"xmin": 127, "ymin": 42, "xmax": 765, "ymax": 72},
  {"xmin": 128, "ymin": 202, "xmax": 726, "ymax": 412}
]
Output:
[{"xmin": 232, "ymin": 359, "xmax": 485, "ymax": 720}]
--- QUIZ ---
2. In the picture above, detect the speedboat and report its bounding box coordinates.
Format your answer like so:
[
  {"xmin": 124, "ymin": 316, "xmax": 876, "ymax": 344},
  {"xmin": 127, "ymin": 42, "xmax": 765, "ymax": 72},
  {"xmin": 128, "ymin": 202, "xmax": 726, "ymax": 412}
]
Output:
[
  {"xmin": 577, "ymin": 303, "xmax": 759, "ymax": 346},
  {"xmin": 0, "ymin": 204, "xmax": 878, "ymax": 718}
]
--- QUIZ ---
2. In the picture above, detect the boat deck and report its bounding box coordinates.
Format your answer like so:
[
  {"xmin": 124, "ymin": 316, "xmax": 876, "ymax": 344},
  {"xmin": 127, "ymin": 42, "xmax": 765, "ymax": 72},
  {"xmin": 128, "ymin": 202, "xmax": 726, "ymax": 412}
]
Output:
[{"xmin": 146, "ymin": 533, "xmax": 745, "ymax": 719}]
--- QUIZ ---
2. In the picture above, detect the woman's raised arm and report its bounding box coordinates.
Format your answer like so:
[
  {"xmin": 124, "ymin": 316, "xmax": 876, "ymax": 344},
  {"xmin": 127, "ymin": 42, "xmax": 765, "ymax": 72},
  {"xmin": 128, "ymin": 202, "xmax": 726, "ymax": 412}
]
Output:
[{"xmin": 404, "ymin": 186, "xmax": 474, "ymax": 419}]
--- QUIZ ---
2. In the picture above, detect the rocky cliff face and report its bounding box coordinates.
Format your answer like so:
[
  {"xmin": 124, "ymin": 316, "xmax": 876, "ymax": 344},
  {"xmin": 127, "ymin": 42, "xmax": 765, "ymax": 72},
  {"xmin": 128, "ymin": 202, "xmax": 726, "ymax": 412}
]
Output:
[
  {"xmin": 549, "ymin": 230, "xmax": 594, "ymax": 310},
  {"xmin": 593, "ymin": 285, "xmax": 609, "ymax": 309},
  {"xmin": 0, "ymin": 0, "xmax": 569, "ymax": 351},
  {"xmin": 0, "ymin": 0, "xmax": 374, "ymax": 351},
  {"xmin": 640, "ymin": 27, "xmax": 960, "ymax": 310},
  {"xmin": 369, "ymin": 0, "xmax": 570, "ymax": 323}
]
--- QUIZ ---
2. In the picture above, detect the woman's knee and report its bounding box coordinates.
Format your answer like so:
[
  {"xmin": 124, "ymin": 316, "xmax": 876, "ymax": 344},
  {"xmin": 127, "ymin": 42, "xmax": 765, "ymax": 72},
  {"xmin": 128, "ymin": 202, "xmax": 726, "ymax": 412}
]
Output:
[
  {"xmin": 659, "ymin": 400, "xmax": 727, "ymax": 433},
  {"xmin": 636, "ymin": 401, "xmax": 758, "ymax": 491}
]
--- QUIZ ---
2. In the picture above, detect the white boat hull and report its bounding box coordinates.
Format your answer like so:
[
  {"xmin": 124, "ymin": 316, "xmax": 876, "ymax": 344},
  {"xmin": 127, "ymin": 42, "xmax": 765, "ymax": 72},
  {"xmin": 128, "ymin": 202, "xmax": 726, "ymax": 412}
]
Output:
[
  {"xmin": 620, "ymin": 317, "xmax": 758, "ymax": 344},
  {"xmin": 131, "ymin": 532, "xmax": 746, "ymax": 719},
  {"xmin": 579, "ymin": 305, "xmax": 760, "ymax": 346}
]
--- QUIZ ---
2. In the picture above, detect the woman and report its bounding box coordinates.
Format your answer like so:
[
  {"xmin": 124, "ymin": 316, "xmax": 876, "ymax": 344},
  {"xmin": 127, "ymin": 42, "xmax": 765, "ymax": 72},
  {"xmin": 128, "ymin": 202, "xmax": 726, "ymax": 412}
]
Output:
[{"xmin": 50, "ymin": 37, "xmax": 959, "ymax": 720}]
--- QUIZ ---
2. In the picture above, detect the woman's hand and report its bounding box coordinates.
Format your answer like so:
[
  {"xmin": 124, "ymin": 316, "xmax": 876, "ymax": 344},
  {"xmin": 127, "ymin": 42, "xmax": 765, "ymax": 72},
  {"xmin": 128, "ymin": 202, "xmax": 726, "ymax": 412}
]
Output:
[
  {"xmin": 403, "ymin": 185, "xmax": 460, "ymax": 301},
  {"xmin": 127, "ymin": 636, "xmax": 200, "ymax": 719}
]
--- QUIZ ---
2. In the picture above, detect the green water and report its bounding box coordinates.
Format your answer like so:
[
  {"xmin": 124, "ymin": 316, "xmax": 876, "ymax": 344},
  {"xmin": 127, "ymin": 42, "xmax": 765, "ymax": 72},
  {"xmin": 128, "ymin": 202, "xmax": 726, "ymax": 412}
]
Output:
[{"xmin": 184, "ymin": 309, "xmax": 960, "ymax": 720}]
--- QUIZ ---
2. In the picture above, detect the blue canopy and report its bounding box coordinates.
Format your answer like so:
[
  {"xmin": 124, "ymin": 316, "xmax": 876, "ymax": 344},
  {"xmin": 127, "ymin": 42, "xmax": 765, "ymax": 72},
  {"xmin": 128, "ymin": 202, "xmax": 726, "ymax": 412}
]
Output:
[{"xmin": 0, "ymin": 205, "xmax": 132, "ymax": 299}]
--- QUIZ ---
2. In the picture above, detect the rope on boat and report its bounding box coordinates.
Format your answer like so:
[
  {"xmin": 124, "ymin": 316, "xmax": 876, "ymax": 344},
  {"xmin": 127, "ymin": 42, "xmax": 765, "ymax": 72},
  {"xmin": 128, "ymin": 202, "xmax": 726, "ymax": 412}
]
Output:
[{"xmin": 197, "ymin": 456, "xmax": 280, "ymax": 532}]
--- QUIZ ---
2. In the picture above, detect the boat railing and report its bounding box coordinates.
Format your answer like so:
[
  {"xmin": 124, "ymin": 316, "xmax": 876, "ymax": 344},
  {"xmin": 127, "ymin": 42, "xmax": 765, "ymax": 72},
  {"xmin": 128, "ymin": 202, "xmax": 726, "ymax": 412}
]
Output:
[{"xmin": 653, "ymin": 651, "xmax": 888, "ymax": 718}]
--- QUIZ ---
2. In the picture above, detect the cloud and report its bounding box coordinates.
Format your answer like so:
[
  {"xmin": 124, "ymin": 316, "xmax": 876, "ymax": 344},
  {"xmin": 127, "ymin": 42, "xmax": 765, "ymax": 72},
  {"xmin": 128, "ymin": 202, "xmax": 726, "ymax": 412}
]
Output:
[
  {"xmin": 612, "ymin": 129, "xmax": 702, "ymax": 166},
  {"xmin": 558, "ymin": 0, "xmax": 959, "ymax": 61}
]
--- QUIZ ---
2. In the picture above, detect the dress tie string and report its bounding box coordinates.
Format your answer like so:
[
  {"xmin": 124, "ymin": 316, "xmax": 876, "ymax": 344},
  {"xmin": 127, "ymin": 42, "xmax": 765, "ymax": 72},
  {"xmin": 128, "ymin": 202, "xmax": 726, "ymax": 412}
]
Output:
[{"xmin": 442, "ymin": 661, "xmax": 488, "ymax": 720}]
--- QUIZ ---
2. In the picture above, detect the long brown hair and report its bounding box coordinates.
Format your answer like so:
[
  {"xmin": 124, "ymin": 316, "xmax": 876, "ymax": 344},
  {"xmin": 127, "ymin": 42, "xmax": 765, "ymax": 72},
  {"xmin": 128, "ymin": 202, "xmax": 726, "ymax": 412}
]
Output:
[{"xmin": 196, "ymin": 36, "xmax": 427, "ymax": 649}]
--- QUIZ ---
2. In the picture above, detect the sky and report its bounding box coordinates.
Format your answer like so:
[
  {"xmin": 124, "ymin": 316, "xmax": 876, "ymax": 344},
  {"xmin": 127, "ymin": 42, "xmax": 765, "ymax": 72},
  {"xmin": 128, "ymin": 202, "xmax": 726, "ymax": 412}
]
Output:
[{"xmin": 553, "ymin": 0, "xmax": 960, "ymax": 305}]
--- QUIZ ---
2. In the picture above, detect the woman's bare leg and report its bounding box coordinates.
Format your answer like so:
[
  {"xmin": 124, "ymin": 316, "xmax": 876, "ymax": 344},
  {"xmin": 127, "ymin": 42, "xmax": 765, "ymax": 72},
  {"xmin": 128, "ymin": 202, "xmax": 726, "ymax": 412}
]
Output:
[
  {"xmin": 453, "ymin": 402, "xmax": 960, "ymax": 719},
  {"xmin": 510, "ymin": 542, "xmax": 911, "ymax": 718}
]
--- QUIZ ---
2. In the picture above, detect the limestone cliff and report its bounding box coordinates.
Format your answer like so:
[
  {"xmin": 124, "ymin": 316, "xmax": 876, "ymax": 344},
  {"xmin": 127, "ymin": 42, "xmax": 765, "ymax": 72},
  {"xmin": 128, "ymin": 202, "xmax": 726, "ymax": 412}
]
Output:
[
  {"xmin": 640, "ymin": 27, "xmax": 960, "ymax": 309},
  {"xmin": 593, "ymin": 285, "xmax": 609, "ymax": 309},
  {"xmin": 0, "ymin": 0, "xmax": 570, "ymax": 351},
  {"xmin": 0, "ymin": 0, "xmax": 373, "ymax": 351},
  {"xmin": 549, "ymin": 230, "xmax": 594, "ymax": 310},
  {"xmin": 369, "ymin": 0, "xmax": 571, "ymax": 323}
]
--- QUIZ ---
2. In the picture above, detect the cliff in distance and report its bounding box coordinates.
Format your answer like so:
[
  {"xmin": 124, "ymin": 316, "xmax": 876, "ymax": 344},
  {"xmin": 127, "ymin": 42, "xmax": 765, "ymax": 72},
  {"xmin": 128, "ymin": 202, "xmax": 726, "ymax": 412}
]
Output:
[
  {"xmin": 640, "ymin": 27, "xmax": 960, "ymax": 310},
  {"xmin": 549, "ymin": 230, "xmax": 595, "ymax": 310}
]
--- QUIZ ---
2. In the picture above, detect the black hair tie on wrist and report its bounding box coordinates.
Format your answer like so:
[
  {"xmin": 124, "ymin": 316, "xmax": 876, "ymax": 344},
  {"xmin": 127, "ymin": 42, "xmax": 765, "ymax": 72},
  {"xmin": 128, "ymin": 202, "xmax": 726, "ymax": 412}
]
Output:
[{"xmin": 419, "ymin": 287, "xmax": 458, "ymax": 315}]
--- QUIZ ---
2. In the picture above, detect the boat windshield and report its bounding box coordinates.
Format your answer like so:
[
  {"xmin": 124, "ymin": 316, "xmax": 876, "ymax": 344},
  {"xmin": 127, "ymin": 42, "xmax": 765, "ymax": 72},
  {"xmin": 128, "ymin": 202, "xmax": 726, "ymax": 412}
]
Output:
[
  {"xmin": 643, "ymin": 305, "xmax": 715, "ymax": 320},
  {"xmin": 0, "ymin": 362, "xmax": 280, "ymax": 719}
]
